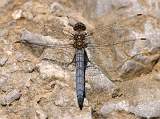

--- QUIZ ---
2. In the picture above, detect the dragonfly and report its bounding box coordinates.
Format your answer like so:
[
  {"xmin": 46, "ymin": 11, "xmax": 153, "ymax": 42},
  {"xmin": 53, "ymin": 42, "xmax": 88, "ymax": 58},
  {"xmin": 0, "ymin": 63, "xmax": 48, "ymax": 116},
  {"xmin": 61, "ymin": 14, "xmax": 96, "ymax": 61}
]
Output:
[{"xmin": 17, "ymin": 18, "xmax": 152, "ymax": 110}]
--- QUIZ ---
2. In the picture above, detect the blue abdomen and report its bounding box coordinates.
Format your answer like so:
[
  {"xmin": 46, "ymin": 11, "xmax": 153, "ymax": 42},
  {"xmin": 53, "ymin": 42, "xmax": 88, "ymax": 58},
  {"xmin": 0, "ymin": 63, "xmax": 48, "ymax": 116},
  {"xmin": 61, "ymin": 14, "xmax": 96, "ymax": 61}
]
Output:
[{"xmin": 75, "ymin": 49, "xmax": 86, "ymax": 110}]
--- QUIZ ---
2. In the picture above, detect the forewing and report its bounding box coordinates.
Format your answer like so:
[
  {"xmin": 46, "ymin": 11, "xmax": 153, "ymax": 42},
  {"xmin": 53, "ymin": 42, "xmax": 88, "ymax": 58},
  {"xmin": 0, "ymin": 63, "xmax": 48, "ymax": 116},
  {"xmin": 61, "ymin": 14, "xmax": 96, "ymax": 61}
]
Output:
[
  {"xmin": 86, "ymin": 16, "xmax": 160, "ymax": 81},
  {"xmin": 86, "ymin": 23, "xmax": 134, "ymax": 81},
  {"xmin": 19, "ymin": 29, "xmax": 75, "ymax": 82}
]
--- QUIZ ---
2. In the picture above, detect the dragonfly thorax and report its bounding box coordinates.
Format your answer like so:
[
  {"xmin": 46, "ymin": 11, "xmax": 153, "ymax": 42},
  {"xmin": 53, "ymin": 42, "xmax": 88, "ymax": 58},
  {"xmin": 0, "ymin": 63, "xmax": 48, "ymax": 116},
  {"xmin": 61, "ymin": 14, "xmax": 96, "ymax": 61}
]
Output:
[
  {"xmin": 73, "ymin": 33, "xmax": 87, "ymax": 49},
  {"xmin": 73, "ymin": 39, "xmax": 87, "ymax": 49},
  {"xmin": 73, "ymin": 33, "xmax": 85, "ymax": 41}
]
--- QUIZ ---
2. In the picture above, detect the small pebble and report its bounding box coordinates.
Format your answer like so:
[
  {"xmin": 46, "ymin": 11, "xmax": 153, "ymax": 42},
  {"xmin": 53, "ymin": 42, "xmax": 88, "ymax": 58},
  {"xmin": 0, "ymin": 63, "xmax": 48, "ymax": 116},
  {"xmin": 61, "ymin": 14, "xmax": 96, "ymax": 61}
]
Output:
[
  {"xmin": 50, "ymin": 2, "xmax": 64, "ymax": 14},
  {"xmin": 36, "ymin": 109, "xmax": 48, "ymax": 119},
  {"xmin": 0, "ymin": 29, "xmax": 8, "ymax": 37},
  {"xmin": 0, "ymin": 55, "xmax": 8, "ymax": 66},
  {"xmin": 1, "ymin": 89, "xmax": 21, "ymax": 105},
  {"xmin": 0, "ymin": 0, "xmax": 12, "ymax": 8},
  {"xmin": 0, "ymin": 75, "xmax": 8, "ymax": 87},
  {"xmin": 153, "ymin": 72, "xmax": 160, "ymax": 81},
  {"xmin": 12, "ymin": 9, "xmax": 23, "ymax": 20}
]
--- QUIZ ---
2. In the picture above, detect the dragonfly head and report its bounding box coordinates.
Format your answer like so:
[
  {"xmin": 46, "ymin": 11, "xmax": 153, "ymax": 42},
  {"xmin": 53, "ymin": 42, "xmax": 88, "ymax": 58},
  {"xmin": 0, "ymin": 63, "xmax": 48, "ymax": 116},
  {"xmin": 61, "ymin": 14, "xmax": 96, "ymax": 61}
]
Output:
[{"xmin": 73, "ymin": 22, "xmax": 86, "ymax": 32}]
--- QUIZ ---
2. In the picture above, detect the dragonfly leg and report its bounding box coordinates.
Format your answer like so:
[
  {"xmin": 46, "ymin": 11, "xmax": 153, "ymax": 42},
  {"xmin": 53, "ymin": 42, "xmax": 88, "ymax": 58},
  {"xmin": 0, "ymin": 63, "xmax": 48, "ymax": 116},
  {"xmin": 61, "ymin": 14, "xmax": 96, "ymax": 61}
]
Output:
[{"xmin": 65, "ymin": 54, "xmax": 76, "ymax": 67}]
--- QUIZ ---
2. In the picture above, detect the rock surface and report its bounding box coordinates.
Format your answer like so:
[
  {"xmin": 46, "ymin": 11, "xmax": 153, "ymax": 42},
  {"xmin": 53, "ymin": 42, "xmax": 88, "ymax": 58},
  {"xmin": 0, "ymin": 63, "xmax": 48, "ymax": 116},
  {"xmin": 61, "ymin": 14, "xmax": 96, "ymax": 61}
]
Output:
[
  {"xmin": 0, "ymin": 0, "xmax": 12, "ymax": 8},
  {"xmin": 100, "ymin": 79, "xmax": 160, "ymax": 118},
  {"xmin": 0, "ymin": 0, "xmax": 159, "ymax": 119}
]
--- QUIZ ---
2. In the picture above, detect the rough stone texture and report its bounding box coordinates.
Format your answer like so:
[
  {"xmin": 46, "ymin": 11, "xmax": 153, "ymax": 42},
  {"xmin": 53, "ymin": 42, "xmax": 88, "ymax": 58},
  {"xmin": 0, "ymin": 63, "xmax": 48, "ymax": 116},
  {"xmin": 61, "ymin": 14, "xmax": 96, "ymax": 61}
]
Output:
[
  {"xmin": 130, "ymin": 20, "xmax": 160, "ymax": 55},
  {"xmin": 119, "ymin": 20, "xmax": 160, "ymax": 78},
  {"xmin": 0, "ymin": 75, "xmax": 8, "ymax": 88},
  {"xmin": 0, "ymin": 54, "xmax": 8, "ymax": 67},
  {"xmin": 0, "ymin": 29, "xmax": 8, "ymax": 37},
  {"xmin": 100, "ymin": 78, "xmax": 160, "ymax": 118},
  {"xmin": 0, "ymin": 0, "xmax": 12, "ymax": 8},
  {"xmin": 50, "ymin": 2, "xmax": 65, "ymax": 16},
  {"xmin": 82, "ymin": 0, "xmax": 160, "ymax": 19},
  {"xmin": 37, "ymin": 60, "xmax": 71, "ymax": 80},
  {"xmin": 0, "ymin": 89, "xmax": 21, "ymax": 105},
  {"xmin": 21, "ymin": 30, "xmax": 68, "ymax": 47},
  {"xmin": 0, "ymin": 0, "xmax": 159, "ymax": 119},
  {"xmin": 12, "ymin": 9, "xmax": 23, "ymax": 20}
]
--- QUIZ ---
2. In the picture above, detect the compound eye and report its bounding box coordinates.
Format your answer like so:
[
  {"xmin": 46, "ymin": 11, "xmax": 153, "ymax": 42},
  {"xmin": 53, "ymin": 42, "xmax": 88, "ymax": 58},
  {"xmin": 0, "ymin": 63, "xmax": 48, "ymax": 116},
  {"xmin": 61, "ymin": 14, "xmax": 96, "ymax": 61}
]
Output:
[{"xmin": 73, "ymin": 22, "xmax": 86, "ymax": 32}]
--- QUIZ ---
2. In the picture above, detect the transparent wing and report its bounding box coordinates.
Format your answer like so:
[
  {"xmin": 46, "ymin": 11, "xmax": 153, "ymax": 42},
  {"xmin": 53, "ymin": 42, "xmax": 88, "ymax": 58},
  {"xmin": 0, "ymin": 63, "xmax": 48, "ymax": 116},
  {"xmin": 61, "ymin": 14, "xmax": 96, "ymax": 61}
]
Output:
[
  {"xmin": 85, "ymin": 62, "xmax": 115, "ymax": 92},
  {"xmin": 19, "ymin": 21, "xmax": 160, "ymax": 83},
  {"xmin": 86, "ymin": 16, "xmax": 160, "ymax": 84},
  {"xmin": 18, "ymin": 29, "xmax": 135, "ymax": 68},
  {"xmin": 85, "ymin": 23, "xmax": 131, "ymax": 83},
  {"xmin": 20, "ymin": 30, "xmax": 73, "ymax": 49}
]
